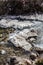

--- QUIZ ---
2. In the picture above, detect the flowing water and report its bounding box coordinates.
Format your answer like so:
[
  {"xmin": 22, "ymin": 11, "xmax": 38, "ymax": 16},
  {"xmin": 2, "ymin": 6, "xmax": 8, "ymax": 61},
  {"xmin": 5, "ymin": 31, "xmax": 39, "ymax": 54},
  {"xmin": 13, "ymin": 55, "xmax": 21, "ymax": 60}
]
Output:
[{"xmin": 0, "ymin": 14, "xmax": 43, "ymax": 49}]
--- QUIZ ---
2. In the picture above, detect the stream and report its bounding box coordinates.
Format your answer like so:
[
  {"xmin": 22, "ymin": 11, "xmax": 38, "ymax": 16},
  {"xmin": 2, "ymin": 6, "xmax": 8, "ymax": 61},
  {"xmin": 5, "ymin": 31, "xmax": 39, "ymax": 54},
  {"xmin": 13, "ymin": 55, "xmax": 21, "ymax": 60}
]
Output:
[{"xmin": 0, "ymin": 14, "xmax": 43, "ymax": 49}]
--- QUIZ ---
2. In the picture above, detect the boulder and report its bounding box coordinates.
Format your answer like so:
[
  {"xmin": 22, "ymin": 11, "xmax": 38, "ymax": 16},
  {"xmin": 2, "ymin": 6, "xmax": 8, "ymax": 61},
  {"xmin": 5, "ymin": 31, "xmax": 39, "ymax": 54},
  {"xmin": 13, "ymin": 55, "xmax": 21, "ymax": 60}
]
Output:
[
  {"xmin": 19, "ymin": 29, "xmax": 38, "ymax": 39},
  {"xmin": 8, "ymin": 29, "xmax": 38, "ymax": 51},
  {"xmin": 8, "ymin": 34, "xmax": 32, "ymax": 51}
]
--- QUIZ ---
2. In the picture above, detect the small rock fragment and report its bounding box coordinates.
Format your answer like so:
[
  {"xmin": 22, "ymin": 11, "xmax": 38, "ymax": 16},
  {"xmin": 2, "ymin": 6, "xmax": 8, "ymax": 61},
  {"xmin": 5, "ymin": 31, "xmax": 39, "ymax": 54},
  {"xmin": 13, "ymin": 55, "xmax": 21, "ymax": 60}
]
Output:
[{"xmin": 1, "ymin": 50, "xmax": 6, "ymax": 55}]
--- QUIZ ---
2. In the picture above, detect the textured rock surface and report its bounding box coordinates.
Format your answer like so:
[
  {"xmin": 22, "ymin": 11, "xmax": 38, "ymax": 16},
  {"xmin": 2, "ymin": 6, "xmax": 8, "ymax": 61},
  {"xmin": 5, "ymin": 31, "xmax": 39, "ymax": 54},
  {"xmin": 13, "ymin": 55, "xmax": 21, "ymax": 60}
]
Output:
[{"xmin": 8, "ymin": 29, "xmax": 38, "ymax": 51}]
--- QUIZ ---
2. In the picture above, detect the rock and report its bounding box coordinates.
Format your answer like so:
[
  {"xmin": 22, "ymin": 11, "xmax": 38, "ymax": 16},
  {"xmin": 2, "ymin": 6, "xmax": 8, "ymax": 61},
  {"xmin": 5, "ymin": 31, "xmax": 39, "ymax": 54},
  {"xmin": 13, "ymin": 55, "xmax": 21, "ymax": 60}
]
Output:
[
  {"xmin": 34, "ymin": 47, "xmax": 43, "ymax": 54},
  {"xmin": 24, "ymin": 59, "xmax": 32, "ymax": 65},
  {"xmin": 9, "ymin": 57, "xmax": 18, "ymax": 65},
  {"xmin": 8, "ymin": 33, "xmax": 32, "ymax": 51},
  {"xmin": 0, "ymin": 41, "xmax": 8, "ymax": 45},
  {"xmin": 0, "ymin": 34, "xmax": 3, "ymax": 38},
  {"xmin": 29, "ymin": 38, "xmax": 36, "ymax": 42},
  {"xmin": 18, "ymin": 62, "xmax": 24, "ymax": 65},
  {"xmin": 8, "ymin": 56, "xmax": 22, "ymax": 65},
  {"xmin": 7, "ymin": 56, "xmax": 32, "ymax": 65},
  {"xmin": 8, "ymin": 29, "xmax": 38, "ymax": 51},
  {"xmin": 30, "ymin": 52, "xmax": 37, "ymax": 60},
  {"xmin": 41, "ymin": 3, "xmax": 43, "ymax": 8},
  {"xmin": 0, "ymin": 50, "xmax": 6, "ymax": 55},
  {"xmin": 19, "ymin": 29, "xmax": 38, "ymax": 39},
  {"xmin": 6, "ymin": 63, "xmax": 9, "ymax": 65}
]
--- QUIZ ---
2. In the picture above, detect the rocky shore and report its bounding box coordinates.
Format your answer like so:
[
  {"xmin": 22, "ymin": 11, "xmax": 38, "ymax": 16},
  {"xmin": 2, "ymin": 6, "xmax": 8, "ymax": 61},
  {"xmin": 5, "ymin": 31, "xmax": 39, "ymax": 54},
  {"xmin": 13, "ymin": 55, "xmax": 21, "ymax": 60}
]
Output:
[{"xmin": 0, "ymin": 15, "xmax": 43, "ymax": 65}]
